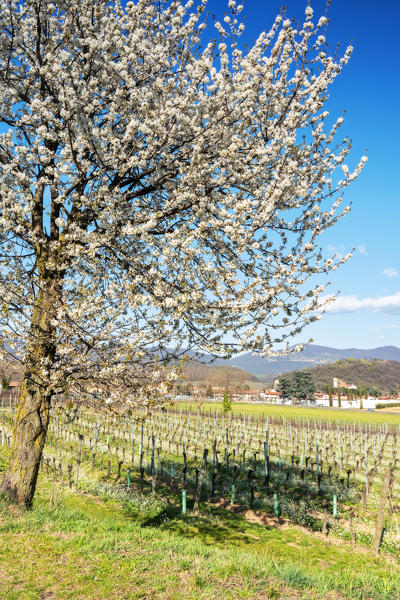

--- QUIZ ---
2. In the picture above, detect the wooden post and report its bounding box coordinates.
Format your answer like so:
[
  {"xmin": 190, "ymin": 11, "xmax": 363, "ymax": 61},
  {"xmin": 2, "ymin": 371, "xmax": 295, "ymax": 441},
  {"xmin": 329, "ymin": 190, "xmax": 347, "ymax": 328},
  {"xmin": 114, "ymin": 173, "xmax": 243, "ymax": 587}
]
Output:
[
  {"xmin": 67, "ymin": 464, "xmax": 73, "ymax": 488},
  {"xmin": 140, "ymin": 467, "xmax": 145, "ymax": 493},
  {"xmin": 193, "ymin": 468, "xmax": 204, "ymax": 515},
  {"xmin": 322, "ymin": 503, "xmax": 328, "ymax": 536},
  {"xmin": 131, "ymin": 421, "xmax": 135, "ymax": 466},
  {"xmin": 349, "ymin": 510, "xmax": 355, "ymax": 548},
  {"xmin": 50, "ymin": 457, "xmax": 57, "ymax": 507},
  {"xmin": 373, "ymin": 464, "xmax": 392, "ymax": 554},
  {"xmin": 75, "ymin": 433, "xmax": 83, "ymax": 490},
  {"xmin": 139, "ymin": 422, "xmax": 144, "ymax": 471},
  {"xmin": 210, "ymin": 438, "xmax": 216, "ymax": 498}
]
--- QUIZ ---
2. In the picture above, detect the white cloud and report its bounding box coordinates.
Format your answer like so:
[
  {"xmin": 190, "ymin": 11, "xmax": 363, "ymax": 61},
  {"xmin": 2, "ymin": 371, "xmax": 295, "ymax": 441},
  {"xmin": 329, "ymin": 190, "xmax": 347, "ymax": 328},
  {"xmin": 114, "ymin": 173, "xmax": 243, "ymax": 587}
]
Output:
[
  {"xmin": 358, "ymin": 243, "xmax": 368, "ymax": 256},
  {"xmin": 382, "ymin": 267, "xmax": 398, "ymax": 279},
  {"xmin": 319, "ymin": 291, "xmax": 400, "ymax": 313}
]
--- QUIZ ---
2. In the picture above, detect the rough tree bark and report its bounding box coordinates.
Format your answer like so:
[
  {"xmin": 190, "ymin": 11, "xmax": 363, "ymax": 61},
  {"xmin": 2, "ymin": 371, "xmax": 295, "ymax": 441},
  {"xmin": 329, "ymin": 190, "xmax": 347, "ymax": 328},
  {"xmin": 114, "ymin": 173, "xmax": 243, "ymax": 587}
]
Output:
[{"xmin": 1, "ymin": 263, "xmax": 58, "ymax": 507}]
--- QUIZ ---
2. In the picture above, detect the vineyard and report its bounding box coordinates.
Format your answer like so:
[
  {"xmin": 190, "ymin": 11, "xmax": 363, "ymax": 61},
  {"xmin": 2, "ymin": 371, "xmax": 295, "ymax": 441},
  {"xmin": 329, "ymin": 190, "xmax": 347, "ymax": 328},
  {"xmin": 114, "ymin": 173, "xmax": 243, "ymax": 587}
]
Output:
[{"xmin": 1, "ymin": 391, "xmax": 399, "ymax": 561}]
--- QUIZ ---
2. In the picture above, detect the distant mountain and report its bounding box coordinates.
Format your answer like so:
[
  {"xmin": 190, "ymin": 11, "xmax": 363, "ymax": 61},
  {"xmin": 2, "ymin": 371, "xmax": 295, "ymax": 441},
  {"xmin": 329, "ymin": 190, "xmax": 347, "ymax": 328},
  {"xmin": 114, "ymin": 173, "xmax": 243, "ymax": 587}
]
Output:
[
  {"xmin": 210, "ymin": 345, "xmax": 400, "ymax": 379},
  {"xmin": 287, "ymin": 345, "xmax": 400, "ymax": 362},
  {"xmin": 215, "ymin": 354, "xmax": 314, "ymax": 377},
  {"xmin": 159, "ymin": 345, "xmax": 400, "ymax": 381}
]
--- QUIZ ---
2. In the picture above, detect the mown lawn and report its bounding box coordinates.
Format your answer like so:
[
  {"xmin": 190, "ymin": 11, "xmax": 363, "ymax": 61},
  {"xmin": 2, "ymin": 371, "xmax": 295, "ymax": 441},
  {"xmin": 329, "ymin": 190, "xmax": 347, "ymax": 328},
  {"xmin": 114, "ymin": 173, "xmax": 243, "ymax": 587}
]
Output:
[{"xmin": 0, "ymin": 452, "xmax": 399, "ymax": 600}]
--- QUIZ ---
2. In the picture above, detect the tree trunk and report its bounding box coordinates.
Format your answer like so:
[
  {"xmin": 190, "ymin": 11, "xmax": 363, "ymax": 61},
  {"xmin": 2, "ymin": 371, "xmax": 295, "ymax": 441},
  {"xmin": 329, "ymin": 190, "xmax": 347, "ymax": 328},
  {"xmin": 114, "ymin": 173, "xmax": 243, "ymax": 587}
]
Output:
[
  {"xmin": 1, "ymin": 282, "xmax": 57, "ymax": 507},
  {"xmin": 1, "ymin": 381, "xmax": 52, "ymax": 506}
]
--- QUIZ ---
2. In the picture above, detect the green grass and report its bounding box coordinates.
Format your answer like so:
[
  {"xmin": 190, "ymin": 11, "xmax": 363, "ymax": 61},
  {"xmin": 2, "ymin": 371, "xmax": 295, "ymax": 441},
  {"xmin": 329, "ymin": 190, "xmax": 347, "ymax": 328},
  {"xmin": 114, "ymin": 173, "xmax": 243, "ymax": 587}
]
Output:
[
  {"xmin": 1, "ymin": 451, "xmax": 400, "ymax": 600},
  {"xmin": 180, "ymin": 401, "xmax": 400, "ymax": 426}
]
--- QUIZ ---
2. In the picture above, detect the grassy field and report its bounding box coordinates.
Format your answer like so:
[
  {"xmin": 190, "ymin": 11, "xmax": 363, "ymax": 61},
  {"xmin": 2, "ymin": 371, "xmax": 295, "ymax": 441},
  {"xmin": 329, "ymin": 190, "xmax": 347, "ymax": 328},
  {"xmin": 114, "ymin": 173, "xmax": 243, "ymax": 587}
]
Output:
[
  {"xmin": 180, "ymin": 401, "xmax": 400, "ymax": 426},
  {"xmin": 1, "ymin": 451, "xmax": 400, "ymax": 600},
  {"xmin": 1, "ymin": 399, "xmax": 400, "ymax": 600}
]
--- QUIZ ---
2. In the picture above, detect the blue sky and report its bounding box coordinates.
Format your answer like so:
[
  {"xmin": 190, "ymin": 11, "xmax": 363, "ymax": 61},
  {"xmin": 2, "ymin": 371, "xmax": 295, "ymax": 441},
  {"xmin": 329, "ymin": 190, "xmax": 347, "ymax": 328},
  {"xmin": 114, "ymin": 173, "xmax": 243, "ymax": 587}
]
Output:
[{"xmin": 207, "ymin": 0, "xmax": 400, "ymax": 349}]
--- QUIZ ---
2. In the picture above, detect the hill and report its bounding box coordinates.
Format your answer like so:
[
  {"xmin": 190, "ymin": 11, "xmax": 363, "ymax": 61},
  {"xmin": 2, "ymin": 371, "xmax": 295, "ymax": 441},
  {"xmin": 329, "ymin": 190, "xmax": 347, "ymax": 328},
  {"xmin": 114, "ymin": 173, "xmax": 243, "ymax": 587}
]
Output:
[
  {"xmin": 266, "ymin": 359, "xmax": 400, "ymax": 394},
  {"xmin": 181, "ymin": 361, "xmax": 259, "ymax": 385}
]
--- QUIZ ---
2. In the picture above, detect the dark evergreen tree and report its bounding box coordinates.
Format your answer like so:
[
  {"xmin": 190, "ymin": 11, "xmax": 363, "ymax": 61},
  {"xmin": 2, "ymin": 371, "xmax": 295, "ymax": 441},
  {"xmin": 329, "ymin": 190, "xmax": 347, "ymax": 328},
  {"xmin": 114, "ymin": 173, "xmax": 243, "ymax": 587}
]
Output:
[
  {"xmin": 276, "ymin": 377, "xmax": 293, "ymax": 401},
  {"xmin": 290, "ymin": 372, "xmax": 316, "ymax": 404}
]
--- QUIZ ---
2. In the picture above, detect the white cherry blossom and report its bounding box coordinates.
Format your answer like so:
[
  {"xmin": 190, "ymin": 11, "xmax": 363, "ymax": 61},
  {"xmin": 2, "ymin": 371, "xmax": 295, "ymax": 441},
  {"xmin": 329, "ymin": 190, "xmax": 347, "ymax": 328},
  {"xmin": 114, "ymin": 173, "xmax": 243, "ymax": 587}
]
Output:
[{"xmin": 0, "ymin": 0, "xmax": 366, "ymax": 505}]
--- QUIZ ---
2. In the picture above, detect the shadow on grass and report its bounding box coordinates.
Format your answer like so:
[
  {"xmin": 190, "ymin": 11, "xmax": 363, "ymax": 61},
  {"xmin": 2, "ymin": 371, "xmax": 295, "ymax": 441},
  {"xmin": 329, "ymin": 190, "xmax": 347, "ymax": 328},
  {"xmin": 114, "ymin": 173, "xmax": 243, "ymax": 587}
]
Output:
[{"xmin": 136, "ymin": 499, "xmax": 276, "ymax": 546}]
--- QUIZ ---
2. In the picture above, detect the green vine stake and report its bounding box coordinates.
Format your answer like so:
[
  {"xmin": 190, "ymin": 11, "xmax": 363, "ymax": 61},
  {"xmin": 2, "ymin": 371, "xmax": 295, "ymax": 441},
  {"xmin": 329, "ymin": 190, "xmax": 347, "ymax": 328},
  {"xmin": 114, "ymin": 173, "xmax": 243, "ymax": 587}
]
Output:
[{"xmin": 273, "ymin": 493, "xmax": 279, "ymax": 518}]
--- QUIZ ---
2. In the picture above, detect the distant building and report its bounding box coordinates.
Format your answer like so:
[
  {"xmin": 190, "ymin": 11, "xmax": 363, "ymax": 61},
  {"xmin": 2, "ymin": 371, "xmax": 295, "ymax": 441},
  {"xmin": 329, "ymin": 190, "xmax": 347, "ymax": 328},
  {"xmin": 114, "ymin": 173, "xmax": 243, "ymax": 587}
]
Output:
[
  {"xmin": 333, "ymin": 377, "xmax": 355, "ymax": 389},
  {"xmin": 260, "ymin": 390, "xmax": 279, "ymax": 401}
]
